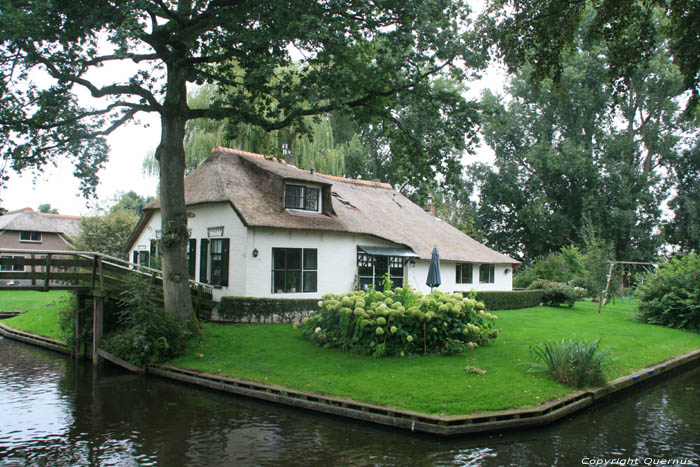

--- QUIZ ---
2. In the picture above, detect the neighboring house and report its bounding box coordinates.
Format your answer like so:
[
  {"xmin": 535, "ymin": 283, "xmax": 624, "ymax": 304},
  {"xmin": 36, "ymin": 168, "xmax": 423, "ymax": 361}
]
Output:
[
  {"xmin": 0, "ymin": 208, "xmax": 82, "ymax": 275},
  {"xmin": 126, "ymin": 148, "xmax": 519, "ymax": 301}
]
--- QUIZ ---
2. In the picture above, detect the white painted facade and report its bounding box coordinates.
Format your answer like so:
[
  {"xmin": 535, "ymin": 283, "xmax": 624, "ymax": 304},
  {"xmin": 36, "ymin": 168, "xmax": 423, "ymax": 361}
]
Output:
[{"xmin": 129, "ymin": 202, "xmax": 514, "ymax": 301}]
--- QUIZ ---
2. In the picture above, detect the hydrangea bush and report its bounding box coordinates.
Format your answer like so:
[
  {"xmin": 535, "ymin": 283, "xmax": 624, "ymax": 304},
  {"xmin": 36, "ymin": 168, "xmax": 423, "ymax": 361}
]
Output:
[{"xmin": 297, "ymin": 287, "xmax": 500, "ymax": 357}]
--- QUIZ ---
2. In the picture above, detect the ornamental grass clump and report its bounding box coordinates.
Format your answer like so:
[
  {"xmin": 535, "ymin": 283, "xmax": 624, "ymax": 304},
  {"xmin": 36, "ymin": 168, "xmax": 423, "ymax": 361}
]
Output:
[
  {"xmin": 298, "ymin": 286, "xmax": 500, "ymax": 357},
  {"xmin": 525, "ymin": 336, "xmax": 610, "ymax": 388}
]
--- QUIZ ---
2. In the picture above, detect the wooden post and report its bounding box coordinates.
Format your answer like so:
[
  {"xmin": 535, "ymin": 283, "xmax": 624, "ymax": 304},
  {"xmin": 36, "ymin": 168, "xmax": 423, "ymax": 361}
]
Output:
[
  {"xmin": 97, "ymin": 256, "xmax": 104, "ymax": 292},
  {"xmin": 92, "ymin": 293, "xmax": 104, "ymax": 367},
  {"xmin": 74, "ymin": 297, "xmax": 81, "ymax": 359},
  {"xmin": 43, "ymin": 253, "xmax": 52, "ymax": 291},
  {"xmin": 31, "ymin": 253, "xmax": 36, "ymax": 286}
]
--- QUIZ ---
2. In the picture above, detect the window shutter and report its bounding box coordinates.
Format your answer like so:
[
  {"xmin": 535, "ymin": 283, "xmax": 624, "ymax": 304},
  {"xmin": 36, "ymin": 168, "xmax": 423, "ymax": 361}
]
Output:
[
  {"xmin": 132, "ymin": 251, "xmax": 138, "ymax": 264},
  {"xmin": 220, "ymin": 238, "xmax": 230, "ymax": 287},
  {"xmin": 188, "ymin": 239, "xmax": 197, "ymax": 280},
  {"xmin": 200, "ymin": 239, "xmax": 209, "ymax": 283}
]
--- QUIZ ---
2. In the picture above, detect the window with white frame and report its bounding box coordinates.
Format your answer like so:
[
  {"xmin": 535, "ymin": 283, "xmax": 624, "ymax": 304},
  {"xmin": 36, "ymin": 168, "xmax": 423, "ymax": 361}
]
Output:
[
  {"xmin": 19, "ymin": 231, "xmax": 41, "ymax": 242},
  {"xmin": 284, "ymin": 184, "xmax": 320, "ymax": 212},
  {"xmin": 272, "ymin": 248, "xmax": 317, "ymax": 293},
  {"xmin": 456, "ymin": 263, "xmax": 473, "ymax": 284},
  {"xmin": 479, "ymin": 264, "xmax": 495, "ymax": 284}
]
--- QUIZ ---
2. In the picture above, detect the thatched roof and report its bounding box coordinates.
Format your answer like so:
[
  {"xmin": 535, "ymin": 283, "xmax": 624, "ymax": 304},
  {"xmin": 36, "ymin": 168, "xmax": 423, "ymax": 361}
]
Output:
[
  {"xmin": 140, "ymin": 148, "xmax": 519, "ymax": 264},
  {"xmin": 0, "ymin": 208, "xmax": 82, "ymax": 240}
]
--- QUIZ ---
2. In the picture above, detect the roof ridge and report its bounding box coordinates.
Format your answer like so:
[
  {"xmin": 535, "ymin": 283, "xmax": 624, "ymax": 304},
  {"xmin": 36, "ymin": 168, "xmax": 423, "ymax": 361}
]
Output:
[
  {"xmin": 210, "ymin": 146, "xmax": 393, "ymax": 190},
  {"xmin": 38, "ymin": 213, "xmax": 82, "ymax": 220}
]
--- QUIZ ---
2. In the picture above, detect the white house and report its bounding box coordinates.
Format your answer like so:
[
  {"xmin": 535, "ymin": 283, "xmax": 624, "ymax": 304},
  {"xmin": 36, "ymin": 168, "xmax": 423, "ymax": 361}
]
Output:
[{"xmin": 126, "ymin": 148, "xmax": 519, "ymax": 301}]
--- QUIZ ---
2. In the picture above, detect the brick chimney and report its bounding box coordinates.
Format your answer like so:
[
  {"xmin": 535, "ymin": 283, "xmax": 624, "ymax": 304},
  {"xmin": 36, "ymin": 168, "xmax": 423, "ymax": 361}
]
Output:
[{"xmin": 423, "ymin": 194, "xmax": 436, "ymax": 216}]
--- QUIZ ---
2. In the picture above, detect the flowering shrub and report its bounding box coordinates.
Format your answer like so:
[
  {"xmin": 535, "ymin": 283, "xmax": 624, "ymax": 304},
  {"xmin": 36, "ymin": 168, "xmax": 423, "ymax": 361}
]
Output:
[{"xmin": 297, "ymin": 287, "xmax": 500, "ymax": 357}]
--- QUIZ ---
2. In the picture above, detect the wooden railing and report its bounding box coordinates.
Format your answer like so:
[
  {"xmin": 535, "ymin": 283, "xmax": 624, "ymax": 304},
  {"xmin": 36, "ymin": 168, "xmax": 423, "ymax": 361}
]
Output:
[{"xmin": 0, "ymin": 248, "xmax": 214, "ymax": 310}]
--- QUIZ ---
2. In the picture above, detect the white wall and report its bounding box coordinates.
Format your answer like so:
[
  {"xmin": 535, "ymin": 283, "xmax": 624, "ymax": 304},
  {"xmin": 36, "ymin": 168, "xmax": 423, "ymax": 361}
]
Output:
[
  {"xmin": 244, "ymin": 228, "xmax": 397, "ymax": 299},
  {"xmin": 130, "ymin": 205, "xmax": 514, "ymax": 300},
  {"xmin": 406, "ymin": 260, "xmax": 513, "ymax": 294},
  {"xmin": 129, "ymin": 203, "xmax": 247, "ymax": 301}
]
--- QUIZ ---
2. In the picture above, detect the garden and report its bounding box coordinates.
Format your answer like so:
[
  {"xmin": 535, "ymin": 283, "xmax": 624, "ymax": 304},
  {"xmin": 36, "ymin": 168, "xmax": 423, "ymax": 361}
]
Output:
[{"xmin": 2, "ymin": 252, "xmax": 699, "ymax": 415}]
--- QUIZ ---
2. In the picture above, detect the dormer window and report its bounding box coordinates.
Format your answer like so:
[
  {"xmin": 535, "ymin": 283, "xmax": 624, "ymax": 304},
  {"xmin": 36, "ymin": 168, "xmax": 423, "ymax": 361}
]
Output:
[{"xmin": 285, "ymin": 183, "xmax": 320, "ymax": 212}]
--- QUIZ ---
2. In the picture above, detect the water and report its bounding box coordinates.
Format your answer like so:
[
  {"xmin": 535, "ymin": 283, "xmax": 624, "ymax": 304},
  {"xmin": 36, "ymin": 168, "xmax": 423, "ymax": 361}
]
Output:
[{"xmin": 1, "ymin": 336, "xmax": 698, "ymax": 466}]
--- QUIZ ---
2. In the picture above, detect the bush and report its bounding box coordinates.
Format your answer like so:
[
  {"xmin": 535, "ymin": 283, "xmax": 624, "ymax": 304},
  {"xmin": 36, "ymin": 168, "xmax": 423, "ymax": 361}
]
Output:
[
  {"xmin": 101, "ymin": 276, "xmax": 189, "ymax": 366},
  {"xmin": 217, "ymin": 297, "xmax": 319, "ymax": 323},
  {"xmin": 526, "ymin": 336, "xmax": 611, "ymax": 388},
  {"xmin": 514, "ymin": 245, "xmax": 586, "ymax": 288},
  {"xmin": 298, "ymin": 287, "xmax": 500, "ymax": 357},
  {"xmin": 636, "ymin": 253, "xmax": 700, "ymax": 332},
  {"xmin": 473, "ymin": 290, "xmax": 544, "ymax": 310},
  {"xmin": 530, "ymin": 280, "xmax": 584, "ymax": 308}
]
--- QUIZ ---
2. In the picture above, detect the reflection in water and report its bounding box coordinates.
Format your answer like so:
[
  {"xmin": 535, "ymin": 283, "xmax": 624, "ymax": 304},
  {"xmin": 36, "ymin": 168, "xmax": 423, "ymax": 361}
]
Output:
[{"xmin": 1, "ymin": 336, "xmax": 698, "ymax": 466}]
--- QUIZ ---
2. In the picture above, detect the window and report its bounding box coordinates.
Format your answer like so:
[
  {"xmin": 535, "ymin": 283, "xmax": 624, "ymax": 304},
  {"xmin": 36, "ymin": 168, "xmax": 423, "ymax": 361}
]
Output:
[
  {"xmin": 138, "ymin": 250, "xmax": 150, "ymax": 267},
  {"xmin": 187, "ymin": 239, "xmax": 197, "ymax": 280},
  {"xmin": 285, "ymin": 184, "xmax": 320, "ymax": 212},
  {"xmin": 357, "ymin": 250, "xmax": 404, "ymax": 289},
  {"xmin": 456, "ymin": 263, "xmax": 473, "ymax": 284},
  {"xmin": 272, "ymin": 248, "xmax": 317, "ymax": 293},
  {"xmin": 479, "ymin": 264, "xmax": 495, "ymax": 284},
  {"xmin": 19, "ymin": 231, "xmax": 41, "ymax": 242},
  {"xmin": 199, "ymin": 238, "xmax": 229, "ymax": 286},
  {"xmin": 0, "ymin": 256, "xmax": 25, "ymax": 272}
]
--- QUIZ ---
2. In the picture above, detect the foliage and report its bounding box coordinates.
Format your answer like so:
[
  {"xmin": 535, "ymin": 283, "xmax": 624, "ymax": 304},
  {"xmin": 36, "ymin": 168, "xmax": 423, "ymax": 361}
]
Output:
[
  {"xmin": 217, "ymin": 296, "xmax": 319, "ymax": 323},
  {"xmin": 472, "ymin": 290, "xmax": 544, "ymax": 310},
  {"xmin": 636, "ymin": 253, "xmax": 700, "ymax": 332},
  {"xmin": 298, "ymin": 288, "xmax": 500, "ymax": 357},
  {"xmin": 530, "ymin": 280, "xmax": 583, "ymax": 308},
  {"xmin": 102, "ymin": 276, "xmax": 189, "ymax": 366},
  {"xmin": 526, "ymin": 337, "xmax": 611, "ymax": 388},
  {"xmin": 109, "ymin": 191, "xmax": 152, "ymax": 217},
  {"xmin": 582, "ymin": 229, "xmax": 615, "ymax": 305},
  {"xmin": 72, "ymin": 208, "xmax": 139, "ymax": 259},
  {"xmin": 514, "ymin": 245, "xmax": 586, "ymax": 289},
  {"xmin": 480, "ymin": 0, "xmax": 700, "ymax": 113},
  {"xmin": 0, "ymin": 0, "xmax": 486, "ymax": 324},
  {"xmin": 37, "ymin": 203, "xmax": 58, "ymax": 214},
  {"xmin": 663, "ymin": 143, "xmax": 700, "ymax": 254},
  {"xmin": 472, "ymin": 19, "xmax": 686, "ymax": 263}
]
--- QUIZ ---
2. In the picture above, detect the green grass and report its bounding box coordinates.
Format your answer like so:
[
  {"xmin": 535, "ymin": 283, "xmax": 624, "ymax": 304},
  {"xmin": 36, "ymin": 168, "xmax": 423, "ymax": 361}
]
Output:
[
  {"xmin": 0, "ymin": 290, "xmax": 71, "ymax": 312},
  {"xmin": 2, "ymin": 291, "xmax": 71, "ymax": 341},
  {"xmin": 171, "ymin": 300, "xmax": 700, "ymax": 415}
]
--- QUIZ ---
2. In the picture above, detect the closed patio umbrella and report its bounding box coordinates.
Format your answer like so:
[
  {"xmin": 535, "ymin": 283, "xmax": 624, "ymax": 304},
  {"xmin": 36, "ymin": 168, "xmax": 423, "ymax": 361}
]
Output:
[{"xmin": 426, "ymin": 246, "xmax": 441, "ymax": 291}]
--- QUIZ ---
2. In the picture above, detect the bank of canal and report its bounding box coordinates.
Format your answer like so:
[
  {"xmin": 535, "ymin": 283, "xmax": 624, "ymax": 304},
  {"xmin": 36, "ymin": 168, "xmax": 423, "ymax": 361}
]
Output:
[{"xmin": 1, "ymin": 335, "xmax": 699, "ymax": 466}]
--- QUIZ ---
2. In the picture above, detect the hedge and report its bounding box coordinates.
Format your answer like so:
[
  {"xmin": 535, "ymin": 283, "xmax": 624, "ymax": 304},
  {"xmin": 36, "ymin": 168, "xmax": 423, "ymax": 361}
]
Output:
[
  {"xmin": 214, "ymin": 296, "xmax": 319, "ymax": 323},
  {"xmin": 472, "ymin": 290, "xmax": 544, "ymax": 310}
]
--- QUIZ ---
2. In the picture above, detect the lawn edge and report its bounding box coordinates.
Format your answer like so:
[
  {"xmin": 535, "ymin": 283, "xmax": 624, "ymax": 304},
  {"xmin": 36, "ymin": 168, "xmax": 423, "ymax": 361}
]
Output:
[
  {"xmin": 148, "ymin": 348, "xmax": 700, "ymax": 436},
  {"xmin": 0, "ymin": 322, "xmax": 71, "ymax": 355}
]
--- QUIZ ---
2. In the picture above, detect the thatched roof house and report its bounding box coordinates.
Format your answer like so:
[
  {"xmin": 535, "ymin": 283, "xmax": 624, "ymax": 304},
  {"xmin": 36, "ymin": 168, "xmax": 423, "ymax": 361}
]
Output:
[
  {"xmin": 0, "ymin": 208, "xmax": 82, "ymax": 251},
  {"xmin": 127, "ymin": 148, "xmax": 518, "ymax": 300}
]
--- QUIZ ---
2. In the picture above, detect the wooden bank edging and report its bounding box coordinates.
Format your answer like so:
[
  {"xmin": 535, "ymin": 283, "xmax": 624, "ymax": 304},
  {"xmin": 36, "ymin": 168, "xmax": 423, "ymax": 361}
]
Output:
[
  {"xmin": 0, "ymin": 322, "xmax": 71, "ymax": 355},
  {"xmin": 149, "ymin": 348, "xmax": 700, "ymax": 437}
]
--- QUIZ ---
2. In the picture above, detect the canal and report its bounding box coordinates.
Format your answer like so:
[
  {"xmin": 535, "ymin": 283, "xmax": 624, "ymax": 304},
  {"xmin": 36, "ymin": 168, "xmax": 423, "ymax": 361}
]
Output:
[{"xmin": 1, "ymin": 336, "xmax": 698, "ymax": 466}]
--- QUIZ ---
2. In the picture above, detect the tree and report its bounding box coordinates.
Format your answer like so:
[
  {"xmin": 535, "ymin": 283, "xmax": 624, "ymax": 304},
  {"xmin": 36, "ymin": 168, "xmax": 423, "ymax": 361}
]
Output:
[
  {"xmin": 73, "ymin": 208, "xmax": 139, "ymax": 260},
  {"xmin": 109, "ymin": 191, "xmax": 152, "ymax": 217},
  {"xmin": 472, "ymin": 20, "xmax": 687, "ymax": 262},
  {"xmin": 38, "ymin": 203, "xmax": 59, "ymax": 214},
  {"xmin": 1, "ymin": 1, "xmax": 485, "ymax": 324},
  {"xmin": 664, "ymin": 143, "xmax": 700, "ymax": 254},
  {"xmin": 480, "ymin": 0, "xmax": 700, "ymax": 113}
]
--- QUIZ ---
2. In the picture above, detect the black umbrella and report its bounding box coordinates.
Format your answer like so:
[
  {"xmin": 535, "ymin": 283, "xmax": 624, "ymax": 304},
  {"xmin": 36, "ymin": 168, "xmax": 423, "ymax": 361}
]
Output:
[{"xmin": 426, "ymin": 246, "xmax": 441, "ymax": 291}]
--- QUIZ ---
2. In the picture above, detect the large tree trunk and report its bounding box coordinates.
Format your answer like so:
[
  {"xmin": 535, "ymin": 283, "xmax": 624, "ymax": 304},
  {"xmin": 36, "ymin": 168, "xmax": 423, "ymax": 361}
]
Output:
[{"xmin": 156, "ymin": 66, "xmax": 194, "ymax": 324}]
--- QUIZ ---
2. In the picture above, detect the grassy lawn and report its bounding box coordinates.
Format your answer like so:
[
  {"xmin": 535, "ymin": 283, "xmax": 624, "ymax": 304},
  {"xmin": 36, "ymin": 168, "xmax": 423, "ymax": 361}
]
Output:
[
  {"xmin": 171, "ymin": 300, "xmax": 700, "ymax": 415},
  {"xmin": 1, "ymin": 291, "xmax": 71, "ymax": 341}
]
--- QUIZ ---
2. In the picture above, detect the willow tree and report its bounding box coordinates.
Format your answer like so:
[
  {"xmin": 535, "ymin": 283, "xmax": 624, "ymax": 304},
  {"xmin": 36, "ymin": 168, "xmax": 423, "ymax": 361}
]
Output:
[{"xmin": 0, "ymin": 1, "xmax": 485, "ymax": 323}]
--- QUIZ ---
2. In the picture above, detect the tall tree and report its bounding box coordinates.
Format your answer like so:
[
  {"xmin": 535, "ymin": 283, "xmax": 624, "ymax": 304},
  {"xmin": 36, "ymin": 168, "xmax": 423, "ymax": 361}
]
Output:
[
  {"xmin": 480, "ymin": 0, "xmax": 700, "ymax": 113},
  {"xmin": 472, "ymin": 25, "xmax": 687, "ymax": 262},
  {"xmin": 1, "ymin": 1, "xmax": 485, "ymax": 324},
  {"xmin": 109, "ymin": 191, "xmax": 152, "ymax": 216}
]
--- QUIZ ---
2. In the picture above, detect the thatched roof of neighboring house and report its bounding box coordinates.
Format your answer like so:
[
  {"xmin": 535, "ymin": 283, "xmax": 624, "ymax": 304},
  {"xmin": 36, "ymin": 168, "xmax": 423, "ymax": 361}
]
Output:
[
  {"xmin": 0, "ymin": 208, "xmax": 82, "ymax": 240},
  {"xmin": 136, "ymin": 148, "xmax": 519, "ymax": 264}
]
